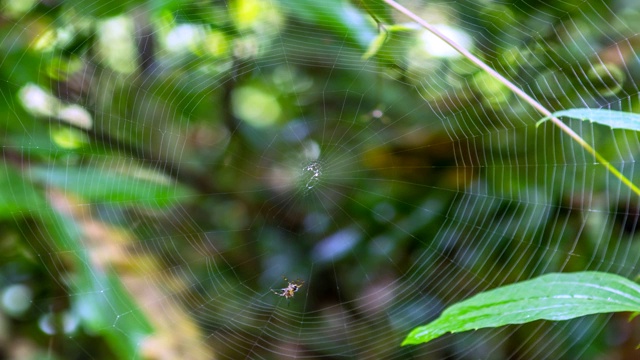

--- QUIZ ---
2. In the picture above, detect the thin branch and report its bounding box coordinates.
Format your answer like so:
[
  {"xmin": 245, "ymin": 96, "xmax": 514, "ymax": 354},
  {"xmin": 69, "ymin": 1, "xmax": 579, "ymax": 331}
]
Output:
[{"xmin": 383, "ymin": 0, "xmax": 640, "ymax": 196}]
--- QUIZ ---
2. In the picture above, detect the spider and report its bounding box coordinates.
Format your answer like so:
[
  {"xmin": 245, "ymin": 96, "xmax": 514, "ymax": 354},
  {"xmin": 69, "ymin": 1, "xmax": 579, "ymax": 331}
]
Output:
[{"xmin": 271, "ymin": 277, "xmax": 304, "ymax": 301}]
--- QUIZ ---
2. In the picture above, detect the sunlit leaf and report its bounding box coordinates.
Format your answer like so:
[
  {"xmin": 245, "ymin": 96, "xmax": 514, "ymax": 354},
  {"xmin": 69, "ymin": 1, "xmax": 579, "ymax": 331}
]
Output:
[
  {"xmin": 361, "ymin": 22, "xmax": 416, "ymax": 63},
  {"xmin": 361, "ymin": 29, "xmax": 388, "ymax": 60},
  {"xmin": 403, "ymin": 272, "xmax": 640, "ymax": 346},
  {"xmin": 536, "ymin": 108, "xmax": 640, "ymax": 131}
]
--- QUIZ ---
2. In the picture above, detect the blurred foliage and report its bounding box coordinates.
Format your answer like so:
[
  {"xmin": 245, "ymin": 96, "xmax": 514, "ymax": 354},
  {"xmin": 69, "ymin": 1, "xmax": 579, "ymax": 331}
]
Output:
[{"xmin": 1, "ymin": 0, "xmax": 640, "ymax": 359}]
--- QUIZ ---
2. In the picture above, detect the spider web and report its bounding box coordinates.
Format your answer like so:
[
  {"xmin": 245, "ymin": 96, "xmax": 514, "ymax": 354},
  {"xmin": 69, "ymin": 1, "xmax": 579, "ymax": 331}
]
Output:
[{"xmin": 2, "ymin": 0, "xmax": 640, "ymax": 359}]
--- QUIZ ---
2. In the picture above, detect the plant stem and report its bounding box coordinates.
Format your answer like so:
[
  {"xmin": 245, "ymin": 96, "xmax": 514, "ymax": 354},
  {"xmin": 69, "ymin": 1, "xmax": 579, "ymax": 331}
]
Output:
[{"xmin": 383, "ymin": 0, "xmax": 640, "ymax": 196}]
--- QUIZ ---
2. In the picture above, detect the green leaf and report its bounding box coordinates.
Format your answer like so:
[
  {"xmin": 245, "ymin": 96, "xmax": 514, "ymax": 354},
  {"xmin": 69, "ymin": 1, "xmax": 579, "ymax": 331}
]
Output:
[
  {"xmin": 361, "ymin": 29, "xmax": 388, "ymax": 60},
  {"xmin": 403, "ymin": 272, "xmax": 640, "ymax": 346},
  {"xmin": 29, "ymin": 166, "xmax": 193, "ymax": 207},
  {"xmin": 77, "ymin": 270, "xmax": 154, "ymax": 356},
  {"xmin": 361, "ymin": 23, "xmax": 416, "ymax": 60},
  {"xmin": 278, "ymin": 0, "xmax": 377, "ymax": 50},
  {"xmin": 359, "ymin": 0, "xmax": 394, "ymax": 25},
  {"xmin": 63, "ymin": 0, "xmax": 144, "ymax": 18},
  {"xmin": 536, "ymin": 108, "xmax": 640, "ymax": 131},
  {"xmin": 0, "ymin": 163, "xmax": 46, "ymax": 218},
  {"xmin": 38, "ymin": 210, "xmax": 154, "ymax": 358}
]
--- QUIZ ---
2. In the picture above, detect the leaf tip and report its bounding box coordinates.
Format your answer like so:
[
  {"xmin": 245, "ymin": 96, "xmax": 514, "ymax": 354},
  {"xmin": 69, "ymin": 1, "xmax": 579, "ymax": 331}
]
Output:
[
  {"xmin": 361, "ymin": 29, "xmax": 389, "ymax": 61},
  {"xmin": 536, "ymin": 117, "xmax": 551, "ymax": 127},
  {"xmin": 401, "ymin": 335, "xmax": 424, "ymax": 346}
]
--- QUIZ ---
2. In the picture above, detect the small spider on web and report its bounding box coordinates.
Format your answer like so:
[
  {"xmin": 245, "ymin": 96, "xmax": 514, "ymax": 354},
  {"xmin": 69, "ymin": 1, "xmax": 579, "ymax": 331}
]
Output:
[{"xmin": 271, "ymin": 277, "xmax": 304, "ymax": 305}]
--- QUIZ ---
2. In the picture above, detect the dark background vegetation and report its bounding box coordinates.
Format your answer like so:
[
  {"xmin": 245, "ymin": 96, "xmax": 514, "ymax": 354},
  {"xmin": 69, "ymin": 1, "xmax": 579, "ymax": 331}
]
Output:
[{"xmin": 2, "ymin": 0, "xmax": 640, "ymax": 358}]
